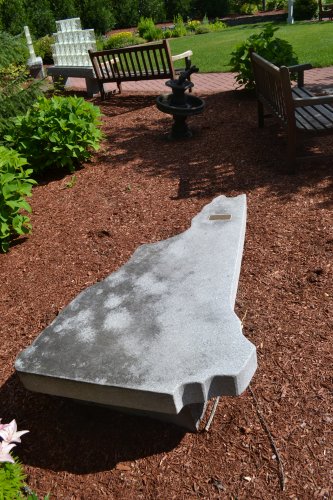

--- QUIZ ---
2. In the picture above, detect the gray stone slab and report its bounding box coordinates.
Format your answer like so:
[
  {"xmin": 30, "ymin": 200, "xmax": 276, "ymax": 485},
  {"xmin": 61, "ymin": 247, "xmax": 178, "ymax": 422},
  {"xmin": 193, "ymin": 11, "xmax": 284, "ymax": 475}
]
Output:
[
  {"xmin": 47, "ymin": 66, "xmax": 99, "ymax": 97},
  {"xmin": 15, "ymin": 195, "xmax": 257, "ymax": 430}
]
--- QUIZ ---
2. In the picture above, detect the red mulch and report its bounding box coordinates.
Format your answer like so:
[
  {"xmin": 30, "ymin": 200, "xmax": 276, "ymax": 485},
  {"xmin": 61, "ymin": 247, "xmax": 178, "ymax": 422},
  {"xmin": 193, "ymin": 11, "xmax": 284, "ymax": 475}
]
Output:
[{"xmin": 0, "ymin": 88, "xmax": 332, "ymax": 499}]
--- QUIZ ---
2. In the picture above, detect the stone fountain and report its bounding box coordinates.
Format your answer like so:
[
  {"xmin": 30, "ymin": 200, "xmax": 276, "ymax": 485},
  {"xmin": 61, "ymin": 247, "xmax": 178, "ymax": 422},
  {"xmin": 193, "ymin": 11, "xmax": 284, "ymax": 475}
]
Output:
[{"xmin": 156, "ymin": 66, "xmax": 205, "ymax": 139}]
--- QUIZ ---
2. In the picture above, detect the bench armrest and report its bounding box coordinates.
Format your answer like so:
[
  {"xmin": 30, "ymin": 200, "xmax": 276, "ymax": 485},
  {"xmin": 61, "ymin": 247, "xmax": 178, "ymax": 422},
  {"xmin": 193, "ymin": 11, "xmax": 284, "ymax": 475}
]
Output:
[
  {"xmin": 172, "ymin": 50, "xmax": 192, "ymax": 71},
  {"xmin": 287, "ymin": 63, "xmax": 313, "ymax": 72},
  {"xmin": 287, "ymin": 63, "xmax": 313, "ymax": 88},
  {"xmin": 171, "ymin": 50, "xmax": 193, "ymax": 62},
  {"xmin": 293, "ymin": 95, "xmax": 333, "ymax": 107}
]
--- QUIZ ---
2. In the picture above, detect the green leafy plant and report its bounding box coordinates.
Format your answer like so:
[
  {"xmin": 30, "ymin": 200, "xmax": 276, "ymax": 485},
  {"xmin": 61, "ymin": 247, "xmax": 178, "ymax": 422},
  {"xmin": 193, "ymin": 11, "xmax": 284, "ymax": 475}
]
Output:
[
  {"xmin": 137, "ymin": 17, "xmax": 155, "ymax": 37},
  {"xmin": 266, "ymin": 0, "xmax": 287, "ymax": 9},
  {"xmin": 208, "ymin": 19, "xmax": 227, "ymax": 31},
  {"xmin": 0, "ymin": 459, "xmax": 27, "ymax": 499},
  {"xmin": 5, "ymin": 96, "xmax": 103, "ymax": 173},
  {"xmin": 163, "ymin": 28, "xmax": 174, "ymax": 38},
  {"xmin": 186, "ymin": 19, "xmax": 201, "ymax": 31},
  {"xmin": 230, "ymin": 24, "xmax": 298, "ymax": 89},
  {"xmin": 65, "ymin": 174, "xmax": 77, "ymax": 189},
  {"xmin": 33, "ymin": 35, "xmax": 54, "ymax": 64},
  {"xmin": 240, "ymin": 2, "xmax": 259, "ymax": 14},
  {"xmin": 0, "ymin": 147, "xmax": 36, "ymax": 253},
  {"xmin": 103, "ymin": 32, "xmax": 145, "ymax": 49},
  {"xmin": 194, "ymin": 24, "xmax": 210, "ymax": 34},
  {"xmin": 137, "ymin": 17, "xmax": 163, "ymax": 41},
  {"xmin": 172, "ymin": 14, "xmax": 187, "ymax": 37}
]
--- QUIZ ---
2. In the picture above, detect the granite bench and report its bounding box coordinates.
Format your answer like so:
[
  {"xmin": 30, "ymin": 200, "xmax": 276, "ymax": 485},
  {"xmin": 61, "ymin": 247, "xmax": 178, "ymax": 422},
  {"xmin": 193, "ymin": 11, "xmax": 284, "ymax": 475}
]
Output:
[
  {"xmin": 15, "ymin": 195, "xmax": 257, "ymax": 431},
  {"xmin": 47, "ymin": 66, "xmax": 99, "ymax": 97}
]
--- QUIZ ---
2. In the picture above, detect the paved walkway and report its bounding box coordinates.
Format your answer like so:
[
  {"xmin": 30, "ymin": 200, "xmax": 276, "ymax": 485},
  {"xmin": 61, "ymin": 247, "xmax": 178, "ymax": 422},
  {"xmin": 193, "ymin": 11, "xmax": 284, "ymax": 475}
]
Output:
[{"xmin": 67, "ymin": 66, "xmax": 333, "ymax": 96}]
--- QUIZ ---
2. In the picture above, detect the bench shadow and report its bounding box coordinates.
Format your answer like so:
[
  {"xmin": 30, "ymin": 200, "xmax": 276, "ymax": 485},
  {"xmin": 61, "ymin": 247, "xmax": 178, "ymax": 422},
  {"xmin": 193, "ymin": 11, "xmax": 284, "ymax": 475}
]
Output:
[
  {"xmin": 96, "ymin": 90, "xmax": 333, "ymax": 207},
  {"xmin": 0, "ymin": 373, "xmax": 185, "ymax": 474}
]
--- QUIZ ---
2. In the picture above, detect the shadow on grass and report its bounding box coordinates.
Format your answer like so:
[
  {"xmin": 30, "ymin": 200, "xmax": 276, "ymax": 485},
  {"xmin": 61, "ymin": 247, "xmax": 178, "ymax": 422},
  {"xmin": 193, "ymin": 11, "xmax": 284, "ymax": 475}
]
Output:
[{"xmin": 0, "ymin": 373, "xmax": 185, "ymax": 474}]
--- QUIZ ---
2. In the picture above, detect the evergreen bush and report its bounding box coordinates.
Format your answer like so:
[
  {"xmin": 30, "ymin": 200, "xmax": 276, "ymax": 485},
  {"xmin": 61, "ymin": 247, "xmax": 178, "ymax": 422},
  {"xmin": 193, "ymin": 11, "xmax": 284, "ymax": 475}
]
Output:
[
  {"xmin": 0, "ymin": 32, "xmax": 43, "ymax": 139},
  {"xmin": 294, "ymin": 0, "xmax": 317, "ymax": 19}
]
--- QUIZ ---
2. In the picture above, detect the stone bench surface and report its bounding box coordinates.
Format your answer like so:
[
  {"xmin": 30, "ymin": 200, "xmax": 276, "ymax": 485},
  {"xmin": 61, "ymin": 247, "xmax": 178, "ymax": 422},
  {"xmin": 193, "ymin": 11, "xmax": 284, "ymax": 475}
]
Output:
[{"xmin": 15, "ymin": 195, "xmax": 256, "ymax": 424}]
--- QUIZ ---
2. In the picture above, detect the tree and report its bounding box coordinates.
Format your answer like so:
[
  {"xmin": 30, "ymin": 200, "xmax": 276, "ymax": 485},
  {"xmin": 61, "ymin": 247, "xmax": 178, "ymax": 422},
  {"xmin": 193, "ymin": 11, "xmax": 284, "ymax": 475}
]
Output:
[
  {"xmin": 0, "ymin": 0, "xmax": 27, "ymax": 35},
  {"xmin": 50, "ymin": 0, "xmax": 78, "ymax": 20},
  {"xmin": 164, "ymin": 0, "xmax": 193, "ymax": 19},
  {"xmin": 112, "ymin": 0, "xmax": 140, "ymax": 27},
  {"xmin": 79, "ymin": 0, "xmax": 115, "ymax": 33},
  {"xmin": 194, "ymin": 0, "xmax": 229, "ymax": 17},
  {"xmin": 139, "ymin": 0, "xmax": 166, "ymax": 21},
  {"xmin": 25, "ymin": 0, "xmax": 56, "ymax": 37}
]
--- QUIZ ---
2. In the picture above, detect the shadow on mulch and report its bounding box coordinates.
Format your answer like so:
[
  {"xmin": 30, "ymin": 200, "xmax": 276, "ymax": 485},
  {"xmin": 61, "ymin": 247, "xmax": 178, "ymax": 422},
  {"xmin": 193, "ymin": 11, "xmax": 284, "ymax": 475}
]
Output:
[
  {"xmin": 94, "ymin": 90, "xmax": 333, "ymax": 206},
  {"xmin": 1, "ymin": 373, "xmax": 185, "ymax": 474}
]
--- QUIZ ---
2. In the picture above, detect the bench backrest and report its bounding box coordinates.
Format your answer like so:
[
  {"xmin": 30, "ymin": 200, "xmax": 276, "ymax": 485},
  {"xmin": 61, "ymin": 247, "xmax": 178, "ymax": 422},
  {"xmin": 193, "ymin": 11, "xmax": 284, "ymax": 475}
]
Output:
[
  {"xmin": 89, "ymin": 39, "xmax": 176, "ymax": 84},
  {"xmin": 250, "ymin": 51, "xmax": 295, "ymax": 127}
]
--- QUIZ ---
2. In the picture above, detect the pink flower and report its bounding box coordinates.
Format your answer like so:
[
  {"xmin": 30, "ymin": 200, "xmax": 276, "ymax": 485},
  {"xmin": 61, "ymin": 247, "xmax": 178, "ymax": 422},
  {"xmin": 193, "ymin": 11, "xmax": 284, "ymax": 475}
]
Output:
[
  {"xmin": 0, "ymin": 441, "xmax": 16, "ymax": 463},
  {"xmin": 0, "ymin": 420, "xmax": 29, "ymax": 444}
]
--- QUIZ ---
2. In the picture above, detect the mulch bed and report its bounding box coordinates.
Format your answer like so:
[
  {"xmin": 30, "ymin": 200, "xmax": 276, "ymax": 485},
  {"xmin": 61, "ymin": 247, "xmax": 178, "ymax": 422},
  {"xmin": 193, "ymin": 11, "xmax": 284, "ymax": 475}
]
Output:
[{"xmin": 0, "ymin": 88, "xmax": 332, "ymax": 499}]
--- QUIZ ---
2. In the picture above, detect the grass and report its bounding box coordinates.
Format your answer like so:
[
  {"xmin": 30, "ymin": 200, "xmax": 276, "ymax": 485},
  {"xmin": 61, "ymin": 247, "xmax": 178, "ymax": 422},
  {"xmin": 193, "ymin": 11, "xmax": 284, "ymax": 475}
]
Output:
[{"xmin": 169, "ymin": 21, "xmax": 333, "ymax": 72}]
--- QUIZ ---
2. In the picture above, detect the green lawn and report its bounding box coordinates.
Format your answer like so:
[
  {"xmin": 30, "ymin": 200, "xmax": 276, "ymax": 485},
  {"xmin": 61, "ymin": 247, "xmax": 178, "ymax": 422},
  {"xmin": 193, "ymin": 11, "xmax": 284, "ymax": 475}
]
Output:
[{"xmin": 169, "ymin": 21, "xmax": 333, "ymax": 72}]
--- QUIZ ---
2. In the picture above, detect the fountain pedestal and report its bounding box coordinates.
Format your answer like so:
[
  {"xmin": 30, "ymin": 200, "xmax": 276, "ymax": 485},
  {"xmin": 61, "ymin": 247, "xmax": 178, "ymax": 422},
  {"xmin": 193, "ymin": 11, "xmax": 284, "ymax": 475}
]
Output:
[{"xmin": 156, "ymin": 67, "xmax": 205, "ymax": 139}]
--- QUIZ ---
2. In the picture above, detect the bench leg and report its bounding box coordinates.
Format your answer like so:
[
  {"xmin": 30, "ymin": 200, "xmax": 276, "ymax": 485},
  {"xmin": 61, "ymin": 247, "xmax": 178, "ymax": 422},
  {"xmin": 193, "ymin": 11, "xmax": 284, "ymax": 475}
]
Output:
[
  {"xmin": 258, "ymin": 101, "xmax": 264, "ymax": 128},
  {"xmin": 117, "ymin": 81, "xmax": 122, "ymax": 94},
  {"xmin": 85, "ymin": 78, "xmax": 100, "ymax": 98},
  {"xmin": 287, "ymin": 133, "xmax": 297, "ymax": 174}
]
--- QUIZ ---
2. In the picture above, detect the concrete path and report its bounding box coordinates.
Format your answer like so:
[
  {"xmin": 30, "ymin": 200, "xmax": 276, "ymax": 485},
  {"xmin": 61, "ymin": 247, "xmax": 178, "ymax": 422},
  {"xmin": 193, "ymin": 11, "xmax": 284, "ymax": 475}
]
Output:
[{"xmin": 66, "ymin": 66, "xmax": 333, "ymax": 96}]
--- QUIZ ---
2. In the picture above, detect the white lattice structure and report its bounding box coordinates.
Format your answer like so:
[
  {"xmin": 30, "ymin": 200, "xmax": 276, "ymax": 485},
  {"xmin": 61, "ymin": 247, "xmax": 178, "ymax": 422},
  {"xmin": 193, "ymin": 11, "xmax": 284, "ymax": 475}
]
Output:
[{"xmin": 51, "ymin": 18, "xmax": 97, "ymax": 67}]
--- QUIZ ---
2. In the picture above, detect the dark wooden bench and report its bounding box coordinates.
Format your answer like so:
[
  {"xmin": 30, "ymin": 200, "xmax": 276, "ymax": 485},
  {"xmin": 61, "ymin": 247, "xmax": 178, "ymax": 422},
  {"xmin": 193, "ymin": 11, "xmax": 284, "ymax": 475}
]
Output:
[
  {"xmin": 318, "ymin": 0, "xmax": 333, "ymax": 20},
  {"xmin": 88, "ymin": 39, "xmax": 192, "ymax": 100},
  {"xmin": 250, "ymin": 51, "xmax": 333, "ymax": 172}
]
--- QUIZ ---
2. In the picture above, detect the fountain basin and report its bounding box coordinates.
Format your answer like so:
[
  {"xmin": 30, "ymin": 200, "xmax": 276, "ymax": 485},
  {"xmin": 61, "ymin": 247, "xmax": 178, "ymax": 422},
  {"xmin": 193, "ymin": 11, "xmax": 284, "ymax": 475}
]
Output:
[
  {"xmin": 156, "ymin": 94, "xmax": 205, "ymax": 139},
  {"xmin": 156, "ymin": 94, "xmax": 205, "ymax": 117}
]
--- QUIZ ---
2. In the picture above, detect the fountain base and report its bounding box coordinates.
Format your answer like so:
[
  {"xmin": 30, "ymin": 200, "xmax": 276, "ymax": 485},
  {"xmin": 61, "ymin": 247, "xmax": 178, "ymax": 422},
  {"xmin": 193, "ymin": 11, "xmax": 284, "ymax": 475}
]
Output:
[{"xmin": 156, "ymin": 94, "xmax": 205, "ymax": 140}]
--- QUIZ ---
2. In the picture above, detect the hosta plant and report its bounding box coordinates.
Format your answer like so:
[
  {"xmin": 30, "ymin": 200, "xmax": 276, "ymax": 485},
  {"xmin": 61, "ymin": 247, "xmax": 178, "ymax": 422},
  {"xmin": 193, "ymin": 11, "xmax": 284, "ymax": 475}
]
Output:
[
  {"xmin": 0, "ymin": 146, "xmax": 36, "ymax": 253},
  {"xmin": 230, "ymin": 24, "xmax": 298, "ymax": 89},
  {"xmin": 5, "ymin": 96, "xmax": 103, "ymax": 173}
]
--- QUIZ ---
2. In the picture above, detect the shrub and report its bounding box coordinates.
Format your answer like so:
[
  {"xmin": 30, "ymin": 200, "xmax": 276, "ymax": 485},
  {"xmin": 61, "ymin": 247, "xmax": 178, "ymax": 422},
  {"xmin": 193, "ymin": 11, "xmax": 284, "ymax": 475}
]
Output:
[
  {"xmin": 138, "ymin": 17, "xmax": 155, "ymax": 38},
  {"xmin": 266, "ymin": 0, "xmax": 287, "ymax": 9},
  {"xmin": 137, "ymin": 17, "xmax": 163, "ymax": 41},
  {"xmin": 230, "ymin": 24, "xmax": 298, "ymax": 89},
  {"xmin": 194, "ymin": 24, "xmax": 211, "ymax": 34},
  {"xmin": 0, "ymin": 147, "xmax": 36, "ymax": 252},
  {"xmin": 0, "ymin": 32, "xmax": 43, "ymax": 139},
  {"xmin": 294, "ymin": 0, "xmax": 317, "ymax": 19},
  {"xmin": 186, "ymin": 19, "xmax": 201, "ymax": 31},
  {"xmin": 172, "ymin": 14, "xmax": 187, "ymax": 37},
  {"xmin": 144, "ymin": 26, "xmax": 163, "ymax": 41},
  {"xmin": 163, "ymin": 28, "xmax": 174, "ymax": 38},
  {"xmin": 209, "ymin": 19, "xmax": 227, "ymax": 31},
  {"xmin": 240, "ymin": 2, "xmax": 259, "ymax": 14},
  {"xmin": 103, "ymin": 32, "xmax": 145, "ymax": 49},
  {"xmin": 5, "ymin": 96, "xmax": 103, "ymax": 173},
  {"xmin": 33, "ymin": 35, "xmax": 54, "ymax": 65}
]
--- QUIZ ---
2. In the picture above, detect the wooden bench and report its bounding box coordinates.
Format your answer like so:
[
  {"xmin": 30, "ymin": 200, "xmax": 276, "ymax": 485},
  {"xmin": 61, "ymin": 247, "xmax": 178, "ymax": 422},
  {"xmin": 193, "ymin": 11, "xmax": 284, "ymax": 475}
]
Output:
[
  {"xmin": 88, "ymin": 39, "xmax": 192, "ymax": 100},
  {"xmin": 318, "ymin": 0, "xmax": 333, "ymax": 20},
  {"xmin": 250, "ymin": 51, "xmax": 333, "ymax": 172}
]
